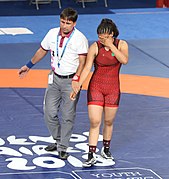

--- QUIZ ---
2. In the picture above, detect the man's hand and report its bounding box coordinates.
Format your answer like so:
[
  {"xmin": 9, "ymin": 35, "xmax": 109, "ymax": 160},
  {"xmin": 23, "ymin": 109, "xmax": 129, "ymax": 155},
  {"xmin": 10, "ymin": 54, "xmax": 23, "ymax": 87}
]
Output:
[{"xmin": 18, "ymin": 65, "xmax": 30, "ymax": 78}]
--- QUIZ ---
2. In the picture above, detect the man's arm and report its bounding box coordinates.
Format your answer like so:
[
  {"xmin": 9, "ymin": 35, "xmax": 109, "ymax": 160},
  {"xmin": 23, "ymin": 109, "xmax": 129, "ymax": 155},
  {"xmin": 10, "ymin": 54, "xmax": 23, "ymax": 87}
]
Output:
[{"xmin": 18, "ymin": 47, "xmax": 48, "ymax": 78}]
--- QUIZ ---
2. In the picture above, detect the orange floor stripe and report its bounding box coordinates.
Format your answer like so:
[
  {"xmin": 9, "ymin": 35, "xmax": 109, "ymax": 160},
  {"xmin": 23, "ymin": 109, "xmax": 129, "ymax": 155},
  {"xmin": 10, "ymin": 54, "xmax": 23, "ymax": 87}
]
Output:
[{"xmin": 0, "ymin": 69, "xmax": 169, "ymax": 98}]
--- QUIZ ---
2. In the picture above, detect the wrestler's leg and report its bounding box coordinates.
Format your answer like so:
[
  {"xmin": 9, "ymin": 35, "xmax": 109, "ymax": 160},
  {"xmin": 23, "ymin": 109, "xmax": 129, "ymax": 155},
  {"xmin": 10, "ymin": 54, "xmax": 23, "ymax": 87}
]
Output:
[
  {"xmin": 100, "ymin": 107, "xmax": 118, "ymax": 160},
  {"xmin": 82, "ymin": 104, "xmax": 103, "ymax": 167},
  {"xmin": 103, "ymin": 107, "xmax": 118, "ymax": 140},
  {"xmin": 88, "ymin": 104, "xmax": 103, "ymax": 146}
]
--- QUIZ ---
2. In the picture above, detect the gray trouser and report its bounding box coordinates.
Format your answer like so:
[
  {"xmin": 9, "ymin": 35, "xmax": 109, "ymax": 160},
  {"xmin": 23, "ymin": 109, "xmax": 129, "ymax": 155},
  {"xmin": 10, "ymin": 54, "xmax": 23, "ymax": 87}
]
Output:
[{"xmin": 43, "ymin": 71, "xmax": 80, "ymax": 152}]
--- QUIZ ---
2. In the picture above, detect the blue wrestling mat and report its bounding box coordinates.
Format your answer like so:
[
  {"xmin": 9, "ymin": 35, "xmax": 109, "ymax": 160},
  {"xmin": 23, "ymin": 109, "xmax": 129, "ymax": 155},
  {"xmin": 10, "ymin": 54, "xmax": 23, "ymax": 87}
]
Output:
[{"xmin": 0, "ymin": 89, "xmax": 168, "ymax": 178}]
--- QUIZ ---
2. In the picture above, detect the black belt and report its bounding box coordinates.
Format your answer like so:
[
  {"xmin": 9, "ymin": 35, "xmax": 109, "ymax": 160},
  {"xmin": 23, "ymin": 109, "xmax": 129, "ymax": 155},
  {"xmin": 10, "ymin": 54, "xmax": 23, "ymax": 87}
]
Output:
[{"xmin": 53, "ymin": 71, "xmax": 75, "ymax": 79}]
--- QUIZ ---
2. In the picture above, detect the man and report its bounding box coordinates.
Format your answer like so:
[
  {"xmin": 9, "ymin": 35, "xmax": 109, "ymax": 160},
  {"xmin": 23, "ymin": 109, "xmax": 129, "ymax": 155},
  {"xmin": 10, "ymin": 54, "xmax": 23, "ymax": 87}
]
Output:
[{"xmin": 18, "ymin": 7, "xmax": 88, "ymax": 160}]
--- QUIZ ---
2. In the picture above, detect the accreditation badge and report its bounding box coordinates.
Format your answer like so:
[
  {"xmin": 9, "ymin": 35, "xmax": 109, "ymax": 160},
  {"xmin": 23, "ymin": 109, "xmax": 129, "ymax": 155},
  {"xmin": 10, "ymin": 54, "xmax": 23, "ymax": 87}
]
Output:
[{"xmin": 48, "ymin": 73, "xmax": 53, "ymax": 84}]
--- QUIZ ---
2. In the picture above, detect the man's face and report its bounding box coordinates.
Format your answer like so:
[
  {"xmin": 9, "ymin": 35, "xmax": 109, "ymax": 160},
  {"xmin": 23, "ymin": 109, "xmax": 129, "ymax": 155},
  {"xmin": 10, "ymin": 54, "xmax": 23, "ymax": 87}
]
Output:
[{"xmin": 60, "ymin": 18, "xmax": 76, "ymax": 35}]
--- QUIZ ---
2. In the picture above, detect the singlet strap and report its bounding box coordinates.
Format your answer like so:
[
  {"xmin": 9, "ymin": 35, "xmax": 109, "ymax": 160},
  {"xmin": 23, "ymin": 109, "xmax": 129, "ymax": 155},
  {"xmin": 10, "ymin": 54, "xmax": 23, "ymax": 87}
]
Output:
[
  {"xmin": 113, "ymin": 38, "xmax": 120, "ymax": 49},
  {"xmin": 95, "ymin": 41, "xmax": 104, "ymax": 57},
  {"xmin": 96, "ymin": 41, "xmax": 104, "ymax": 50}
]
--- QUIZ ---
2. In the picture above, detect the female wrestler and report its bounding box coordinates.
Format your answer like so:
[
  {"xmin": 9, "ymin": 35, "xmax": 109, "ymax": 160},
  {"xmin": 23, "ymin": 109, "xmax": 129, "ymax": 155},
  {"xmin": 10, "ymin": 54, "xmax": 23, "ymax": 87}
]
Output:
[{"xmin": 70, "ymin": 18, "xmax": 128, "ymax": 167}]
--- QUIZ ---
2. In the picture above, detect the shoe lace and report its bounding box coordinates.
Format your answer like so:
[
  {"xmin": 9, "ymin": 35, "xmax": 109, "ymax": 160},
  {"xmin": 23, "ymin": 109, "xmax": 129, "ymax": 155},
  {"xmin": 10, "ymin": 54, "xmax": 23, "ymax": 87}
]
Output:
[
  {"xmin": 87, "ymin": 152, "xmax": 94, "ymax": 161},
  {"xmin": 104, "ymin": 147, "xmax": 112, "ymax": 157}
]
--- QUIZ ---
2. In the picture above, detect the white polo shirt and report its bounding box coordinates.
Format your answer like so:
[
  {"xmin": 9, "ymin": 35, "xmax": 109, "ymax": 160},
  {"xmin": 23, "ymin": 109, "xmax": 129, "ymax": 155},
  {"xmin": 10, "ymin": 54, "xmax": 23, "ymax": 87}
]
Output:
[{"xmin": 41, "ymin": 27, "xmax": 88, "ymax": 76}]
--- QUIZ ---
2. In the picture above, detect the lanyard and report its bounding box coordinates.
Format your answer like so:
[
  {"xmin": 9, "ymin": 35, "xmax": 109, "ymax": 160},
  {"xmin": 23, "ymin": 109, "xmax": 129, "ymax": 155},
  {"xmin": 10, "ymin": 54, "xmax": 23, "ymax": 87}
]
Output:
[{"xmin": 56, "ymin": 29, "xmax": 75, "ymax": 68}]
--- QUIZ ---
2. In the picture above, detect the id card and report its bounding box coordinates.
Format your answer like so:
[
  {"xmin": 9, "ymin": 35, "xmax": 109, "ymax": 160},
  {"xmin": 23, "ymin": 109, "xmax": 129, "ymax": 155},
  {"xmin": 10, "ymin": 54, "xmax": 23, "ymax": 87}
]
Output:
[{"xmin": 48, "ymin": 73, "xmax": 53, "ymax": 84}]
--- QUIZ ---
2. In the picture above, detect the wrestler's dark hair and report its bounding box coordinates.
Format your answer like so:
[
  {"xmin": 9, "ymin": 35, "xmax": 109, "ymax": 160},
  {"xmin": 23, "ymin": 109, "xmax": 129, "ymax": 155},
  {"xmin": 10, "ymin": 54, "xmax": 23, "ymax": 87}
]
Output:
[
  {"xmin": 97, "ymin": 18, "xmax": 119, "ymax": 37},
  {"xmin": 60, "ymin": 7, "xmax": 78, "ymax": 22}
]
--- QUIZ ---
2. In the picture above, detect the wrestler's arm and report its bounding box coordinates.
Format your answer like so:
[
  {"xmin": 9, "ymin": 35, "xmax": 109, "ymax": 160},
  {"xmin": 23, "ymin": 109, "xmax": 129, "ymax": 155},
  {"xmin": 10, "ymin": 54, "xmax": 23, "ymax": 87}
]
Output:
[
  {"xmin": 71, "ymin": 54, "xmax": 87, "ymax": 92},
  {"xmin": 78, "ymin": 42, "xmax": 97, "ymax": 87},
  {"xmin": 70, "ymin": 42, "xmax": 97, "ymax": 99},
  {"xmin": 111, "ymin": 40, "xmax": 129, "ymax": 64},
  {"xmin": 102, "ymin": 37, "xmax": 129, "ymax": 65}
]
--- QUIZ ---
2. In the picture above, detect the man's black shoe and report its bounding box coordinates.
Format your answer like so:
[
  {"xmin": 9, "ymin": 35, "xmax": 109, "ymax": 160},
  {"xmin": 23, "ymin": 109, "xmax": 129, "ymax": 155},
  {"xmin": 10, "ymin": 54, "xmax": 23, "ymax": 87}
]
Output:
[
  {"xmin": 59, "ymin": 151, "xmax": 69, "ymax": 160},
  {"xmin": 45, "ymin": 143, "xmax": 57, "ymax": 151}
]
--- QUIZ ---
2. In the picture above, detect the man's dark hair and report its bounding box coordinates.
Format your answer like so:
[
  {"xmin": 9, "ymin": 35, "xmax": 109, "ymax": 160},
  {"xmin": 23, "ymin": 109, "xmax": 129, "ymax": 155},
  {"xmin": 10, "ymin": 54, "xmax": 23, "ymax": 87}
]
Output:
[
  {"xmin": 97, "ymin": 18, "xmax": 119, "ymax": 38},
  {"xmin": 60, "ymin": 7, "xmax": 78, "ymax": 22}
]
